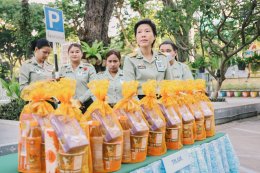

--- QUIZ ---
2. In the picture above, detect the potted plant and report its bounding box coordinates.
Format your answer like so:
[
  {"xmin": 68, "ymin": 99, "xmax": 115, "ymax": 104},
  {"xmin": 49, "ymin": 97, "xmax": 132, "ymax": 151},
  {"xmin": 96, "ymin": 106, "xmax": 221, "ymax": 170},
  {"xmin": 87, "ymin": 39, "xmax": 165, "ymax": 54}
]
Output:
[
  {"xmin": 240, "ymin": 83, "xmax": 250, "ymax": 97},
  {"xmin": 234, "ymin": 89, "xmax": 242, "ymax": 97},
  {"xmin": 247, "ymin": 84, "xmax": 258, "ymax": 98},
  {"xmin": 235, "ymin": 57, "xmax": 248, "ymax": 70},
  {"xmin": 191, "ymin": 56, "xmax": 208, "ymax": 73},
  {"xmin": 248, "ymin": 53, "xmax": 260, "ymax": 74},
  {"xmin": 223, "ymin": 84, "xmax": 235, "ymax": 97}
]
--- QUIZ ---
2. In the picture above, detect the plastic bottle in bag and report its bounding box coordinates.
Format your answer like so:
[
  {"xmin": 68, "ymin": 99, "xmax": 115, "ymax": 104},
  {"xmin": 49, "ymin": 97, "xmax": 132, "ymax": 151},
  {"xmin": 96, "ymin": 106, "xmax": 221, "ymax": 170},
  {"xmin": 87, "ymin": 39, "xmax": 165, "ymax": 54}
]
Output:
[
  {"xmin": 118, "ymin": 116, "xmax": 131, "ymax": 162},
  {"xmin": 26, "ymin": 120, "xmax": 42, "ymax": 172},
  {"xmin": 89, "ymin": 121, "xmax": 104, "ymax": 172}
]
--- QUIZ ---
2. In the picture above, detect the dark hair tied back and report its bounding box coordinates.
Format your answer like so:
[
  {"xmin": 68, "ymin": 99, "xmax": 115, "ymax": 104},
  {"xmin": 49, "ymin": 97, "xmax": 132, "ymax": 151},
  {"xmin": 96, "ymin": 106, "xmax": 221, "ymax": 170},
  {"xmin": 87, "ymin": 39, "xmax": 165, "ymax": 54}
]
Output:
[
  {"xmin": 105, "ymin": 50, "xmax": 121, "ymax": 61},
  {"xmin": 159, "ymin": 40, "xmax": 178, "ymax": 51},
  {"xmin": 31, "ymin": 38, "xmax": 52, "ymax": 51},
  {"xmin": 68, "ymin": 43, "xmax": 82, "ymax": 53}
]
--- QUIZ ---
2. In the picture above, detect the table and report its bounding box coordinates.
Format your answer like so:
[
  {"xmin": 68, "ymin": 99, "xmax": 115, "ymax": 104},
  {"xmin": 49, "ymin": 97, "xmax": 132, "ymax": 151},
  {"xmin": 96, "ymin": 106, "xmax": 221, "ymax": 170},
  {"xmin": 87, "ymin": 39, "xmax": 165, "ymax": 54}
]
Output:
[{"xmin": 0, "ymin": 133, "xmax": 239, "ymax": 173}]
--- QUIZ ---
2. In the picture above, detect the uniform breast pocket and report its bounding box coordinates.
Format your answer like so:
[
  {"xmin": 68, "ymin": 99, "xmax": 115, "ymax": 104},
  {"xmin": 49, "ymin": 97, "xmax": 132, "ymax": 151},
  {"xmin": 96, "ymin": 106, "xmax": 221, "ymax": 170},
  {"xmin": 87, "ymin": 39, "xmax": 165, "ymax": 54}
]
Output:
[{"xmin": 78, "ymin": 72, "xmax": 90, "ymax": 82}]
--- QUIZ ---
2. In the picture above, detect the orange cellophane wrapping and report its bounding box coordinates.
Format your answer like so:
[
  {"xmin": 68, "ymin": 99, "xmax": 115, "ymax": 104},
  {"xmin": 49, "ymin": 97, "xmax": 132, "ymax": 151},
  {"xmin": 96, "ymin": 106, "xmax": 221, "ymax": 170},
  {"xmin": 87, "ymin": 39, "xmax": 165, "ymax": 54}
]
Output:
[
  {"xmin": 53, "ymin": 78, "xmax": 90, "ymax": 173},
  {"xmin": 19, "ymin": 81, "xmax": 55, "ymax": 173},
  {"xmin": 193, "ymin": 79, "xmax": 215, "ymax": 137},
  {"xmin": 140, "ymin": 80, "xmax": 166, "ymax": 156},
  {"xmin": 83, "ymin": 80, "xmax": 123, "ymax": 172},
  {"xmin": 172, "ymin": 80, "xmax": 195, "ymax": 145},
  {"xmin": 185, "ymin": 80, "xmax": 206, "ymax": 141},
  {"xmin": 20, "ymin": 81, "xmax": 55, "ymax": 119},
  {"xmin": 159, "ymin": 80, "xmax": 183, "ymax": 150},
  {"xmin": 53, "ymin": 78, "xmax": 83, "ymax": 121},
  {"xmin": 114, "ymin": 81, "xmax": 149, "ymax": 163},
  {"xmin": 79, "ymin": 121, "xmax": 92, "ymax": 173}
]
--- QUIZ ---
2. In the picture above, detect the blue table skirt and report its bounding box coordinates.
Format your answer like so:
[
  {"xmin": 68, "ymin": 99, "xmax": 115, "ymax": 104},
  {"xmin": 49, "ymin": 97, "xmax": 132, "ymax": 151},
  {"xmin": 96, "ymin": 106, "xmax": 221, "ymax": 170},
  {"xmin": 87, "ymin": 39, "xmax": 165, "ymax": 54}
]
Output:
[{"xmin": 130, "ymin": 134, "xmax": 239, "ymax": 173}]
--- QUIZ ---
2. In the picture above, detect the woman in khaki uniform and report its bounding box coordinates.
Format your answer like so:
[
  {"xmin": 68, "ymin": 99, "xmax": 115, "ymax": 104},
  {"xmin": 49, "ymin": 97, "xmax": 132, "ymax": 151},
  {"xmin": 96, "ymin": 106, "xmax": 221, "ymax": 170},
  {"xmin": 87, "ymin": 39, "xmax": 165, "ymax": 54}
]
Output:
[
  {"xmin": 123, "ymin": 19, "xmax": 172, "ymax": 99},
  {"xmin": 60, "ymin": 43, "xmax": 96, "ymax": 113},
  {"xmin": 159, "ymin": 40, "xmax": 193, "ymax": 80},
  {"xmin": 19, "ymin": 38, "xmax": 53, "ymax": 91},
  {"xmin": 96, "ymin": 50, "xmax": 123, "ymax": 107}
]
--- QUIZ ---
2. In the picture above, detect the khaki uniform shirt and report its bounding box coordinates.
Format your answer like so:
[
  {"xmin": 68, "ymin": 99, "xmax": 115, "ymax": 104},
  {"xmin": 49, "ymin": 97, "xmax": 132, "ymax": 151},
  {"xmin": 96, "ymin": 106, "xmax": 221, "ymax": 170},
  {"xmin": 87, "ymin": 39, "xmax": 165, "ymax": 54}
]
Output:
[
  {"xmin": 123, "ymin": 49, "xmax": 172, "ymax": 95},
  {"xmin": 60, "ymin": 62, "xmax": 96, "ymax": 103},
  {"xmin": 171, "ymin": 60, "xmax": 194, "ymax": 80},
  {"xmin": 96, "ymin": 69, "xmax": 124, "ymax": 104},
  {"xmin": 19, "ymin": 57, "xmax": 53, "ymax": 91}
]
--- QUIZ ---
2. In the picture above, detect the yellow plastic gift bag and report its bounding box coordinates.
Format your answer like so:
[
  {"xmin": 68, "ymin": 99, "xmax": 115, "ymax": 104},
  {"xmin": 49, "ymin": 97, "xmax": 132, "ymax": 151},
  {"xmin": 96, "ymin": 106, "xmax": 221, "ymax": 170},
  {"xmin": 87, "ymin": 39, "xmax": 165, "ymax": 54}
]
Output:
[
  {"xmin": 114, "ymin": 81, "xmax": 149, "ymax": 163},
  {"xmin": 19, "ymin": 81, "xmax": 55, "ymax": 173},
  {"xmin": 159, "ymin": 80, "xmax": 183, "ymax": 150},
  {"xmin": 53, "ymin": 78, "xmax": 82, "ymax": 121},
  {"xmin": 140, "ymin": 80, "xmax": 167, "ymax": 156},
  {"xmin": 185, "ymin": 80, "xmax": 206, "ymax": 141},
  {"xmin": 84, "ymin": 80, "xmax": 123, "ymax": 172},
  {"xmin": 50, "ymin": 78, "xmax": 89, "ymax": 173},
  {"xmin": 194, "ymin": 79, "xmax": 215, "ymax": 137},
  {"xmin": 172, "ymin": 80, "xmax": 195, "ymax": 145}
]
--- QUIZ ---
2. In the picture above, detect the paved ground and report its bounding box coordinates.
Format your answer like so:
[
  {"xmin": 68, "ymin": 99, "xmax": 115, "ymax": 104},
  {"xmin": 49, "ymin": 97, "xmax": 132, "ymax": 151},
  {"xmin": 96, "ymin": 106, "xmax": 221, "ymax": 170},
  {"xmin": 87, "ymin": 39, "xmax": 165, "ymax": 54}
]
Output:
[
  {"xmin": 216, "ymin": 115, "xmax": 260, "ymax": 173},
  {"xmin": 0, "ymin": 120, "xmax": 19, "ymax": 147}
]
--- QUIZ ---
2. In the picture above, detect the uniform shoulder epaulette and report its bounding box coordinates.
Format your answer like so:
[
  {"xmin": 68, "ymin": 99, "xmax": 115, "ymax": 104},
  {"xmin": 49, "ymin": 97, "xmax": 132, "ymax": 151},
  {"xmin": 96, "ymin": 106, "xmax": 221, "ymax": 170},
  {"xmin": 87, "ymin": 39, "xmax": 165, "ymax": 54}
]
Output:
[
  {"xmin": 127, "ymin": 52, "xmax": 138, "ymax": 58},
  {"xmin": 82, "ymin": 63, "xmax": 94, "ymax": 67},
  {"xmin": 24, "ymin": 59, "xmax": 33, "ymax": 64},
  {"xmin": 45, "ymin": 61, "xmax": 53, "ymax": 65},
  {"xmin": 62, "ymin": 63, "xmax": 70, "ymax": 67},
  {"xmin": 97, "ymin": 71, "xmax": 104, "ymax": 75}
]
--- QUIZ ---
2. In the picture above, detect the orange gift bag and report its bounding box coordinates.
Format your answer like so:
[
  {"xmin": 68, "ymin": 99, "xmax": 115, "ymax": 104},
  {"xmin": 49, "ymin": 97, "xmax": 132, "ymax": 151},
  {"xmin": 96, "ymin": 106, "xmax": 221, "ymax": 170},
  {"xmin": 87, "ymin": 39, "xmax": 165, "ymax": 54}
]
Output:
[
  {"xmin": 140, "ymin": 80, "xmax": 167, "ymax": 156},
  {"xmin": 194, "ymin": 79, "xmax": 216, "ymax": 137},
  {"xmin": 172, "ymin": 80, "xmax": 195, "ymax": 145},
  {"xmin": 114, "ymin": 81, "xmax": 149, "ymax": 163},
  {"xmin": 159, "ymin": 81, "xmax": 183, "ymax": 150},
  {"xmin": 18, "ymin": 81, "xmax": 55, "ymax": 173},
  {"xmin": 84, "ymin": 80, "xmax": 123, "ymax": 172},
  {"xmin": 51, "ymin": 78, "xmax": 90, "ymax": 173},
  {"xmin": 184, "ymin": 80, "xmax": 206, "ymax": 141}
]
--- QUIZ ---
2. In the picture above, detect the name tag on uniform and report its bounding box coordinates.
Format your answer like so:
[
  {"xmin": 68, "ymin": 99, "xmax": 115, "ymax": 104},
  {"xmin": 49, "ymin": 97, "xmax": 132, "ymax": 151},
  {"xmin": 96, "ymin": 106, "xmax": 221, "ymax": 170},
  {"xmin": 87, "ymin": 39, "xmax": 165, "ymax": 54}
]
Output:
[
  {"xmin": 34, "ymin": 68, "xmax": 42, "ymax": 74},
  {"xmin": 137, "ymin": 64, "xmax": 146, "ymax": 69},
  {"xmin": 155, "ymin": 59, "xmax": 165, "ymax": 72},
  {"xmin": 66, "ymin": 70, "xmax": 73, "ymax": 74},
  {"xmin": 174, "ymin": 75, "xmax": 181, "ymax": 79},
  {"xmin": 78, "ymin": 71, "xmax": 84, "ymax": 76}
]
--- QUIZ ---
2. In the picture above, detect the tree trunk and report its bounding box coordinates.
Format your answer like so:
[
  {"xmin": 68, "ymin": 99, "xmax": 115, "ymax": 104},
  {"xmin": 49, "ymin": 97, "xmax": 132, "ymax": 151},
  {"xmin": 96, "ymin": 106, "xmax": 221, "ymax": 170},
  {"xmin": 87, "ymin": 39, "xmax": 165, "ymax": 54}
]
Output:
[
  {"xmin": 20, "ymin": 0, "xmax": 31, "ymax": 58},
  {"xmin": 212, "ymin": 77, "xmax": 224, "ymax": 99},
  {"xmin": 81, "ymin": 0, "xmax": 116, "ymax": 46}
]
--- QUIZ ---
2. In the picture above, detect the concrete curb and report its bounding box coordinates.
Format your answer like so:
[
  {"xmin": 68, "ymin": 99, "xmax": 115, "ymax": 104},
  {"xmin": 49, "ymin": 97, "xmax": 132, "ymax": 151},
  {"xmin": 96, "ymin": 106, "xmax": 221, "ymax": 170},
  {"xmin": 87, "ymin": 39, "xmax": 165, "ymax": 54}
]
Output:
[{"xmin": 214, "ymin": 102, "xmax": 260, "ymax": 125}]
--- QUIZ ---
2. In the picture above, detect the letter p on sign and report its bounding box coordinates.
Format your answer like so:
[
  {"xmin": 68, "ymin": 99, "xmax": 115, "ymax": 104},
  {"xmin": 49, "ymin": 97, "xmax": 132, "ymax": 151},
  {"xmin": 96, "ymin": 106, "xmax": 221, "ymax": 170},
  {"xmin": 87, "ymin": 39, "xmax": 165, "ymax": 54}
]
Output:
[
  {"xmin": 44, "ymin": 6, "xmax": 65, "ymax": 43},
  {"xmin": 48, "ymin": 11, "xmax": 60, "ymax": 28}
]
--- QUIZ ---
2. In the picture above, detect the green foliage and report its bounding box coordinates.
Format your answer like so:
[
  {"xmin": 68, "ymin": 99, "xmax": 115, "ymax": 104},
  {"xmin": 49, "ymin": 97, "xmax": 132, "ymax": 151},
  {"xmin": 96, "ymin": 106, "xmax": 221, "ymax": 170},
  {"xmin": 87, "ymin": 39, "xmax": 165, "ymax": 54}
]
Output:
[
  {"xmin": 0, "ymin": 99, "xmax": 25, "ymax": 120},
  {"xmin": 191, "ymin": 56, "xmax": 208, "ymax": 69},
  {"xmin": 0, "ymin": 61, "xmax": 10, "ymax": 79},
  {"xmin": 156, "ymin": 0, "xmax": 201, "ymax": 61},
  {"xmin": 81, "ymin": 40, "xmax": 104, "ymax": 60},
  {"xmin": 129, "ymin": 0, "xmax": 149, "ymax": 16},
  {"xmin": 0, "ymin": 76, "xmax": 24, "ymax": 120},
  {"xmin": 15, "ymin": 1, "xmax": 32, "ymax": 58},
  {"xmin": 81, "ymin": 39, "xmax": 124, "ymax": 61},
  {"xmin": 0, "ymin": 78, "xmax": 20, "ymax": 99},
  {"xmin": 248, "ymin": 53, "xmax": 260, "ymax": 73}
]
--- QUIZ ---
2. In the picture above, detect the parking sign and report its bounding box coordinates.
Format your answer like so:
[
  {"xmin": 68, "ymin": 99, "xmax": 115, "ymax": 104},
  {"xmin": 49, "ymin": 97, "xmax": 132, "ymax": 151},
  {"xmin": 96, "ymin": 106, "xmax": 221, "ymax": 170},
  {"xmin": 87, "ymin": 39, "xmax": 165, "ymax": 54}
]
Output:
[{"xmin": 44, "ymin": 6, "xmax": 65, "ymax": 43}]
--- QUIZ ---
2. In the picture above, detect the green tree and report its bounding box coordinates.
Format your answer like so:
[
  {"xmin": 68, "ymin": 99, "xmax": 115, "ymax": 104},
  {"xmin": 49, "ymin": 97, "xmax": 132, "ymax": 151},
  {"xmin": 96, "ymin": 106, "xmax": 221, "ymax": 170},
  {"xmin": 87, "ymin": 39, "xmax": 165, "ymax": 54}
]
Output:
[
  {"xmin": 156, "ymin": 0, "xmax": 201, "ymax": 62},
  {"xmin": 15, "ymin": 0, "xmax": 32, "ymax": 59},
  {"xmin": 198, "ymin": 0, "xmax": 260, "ymax": 97}
]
